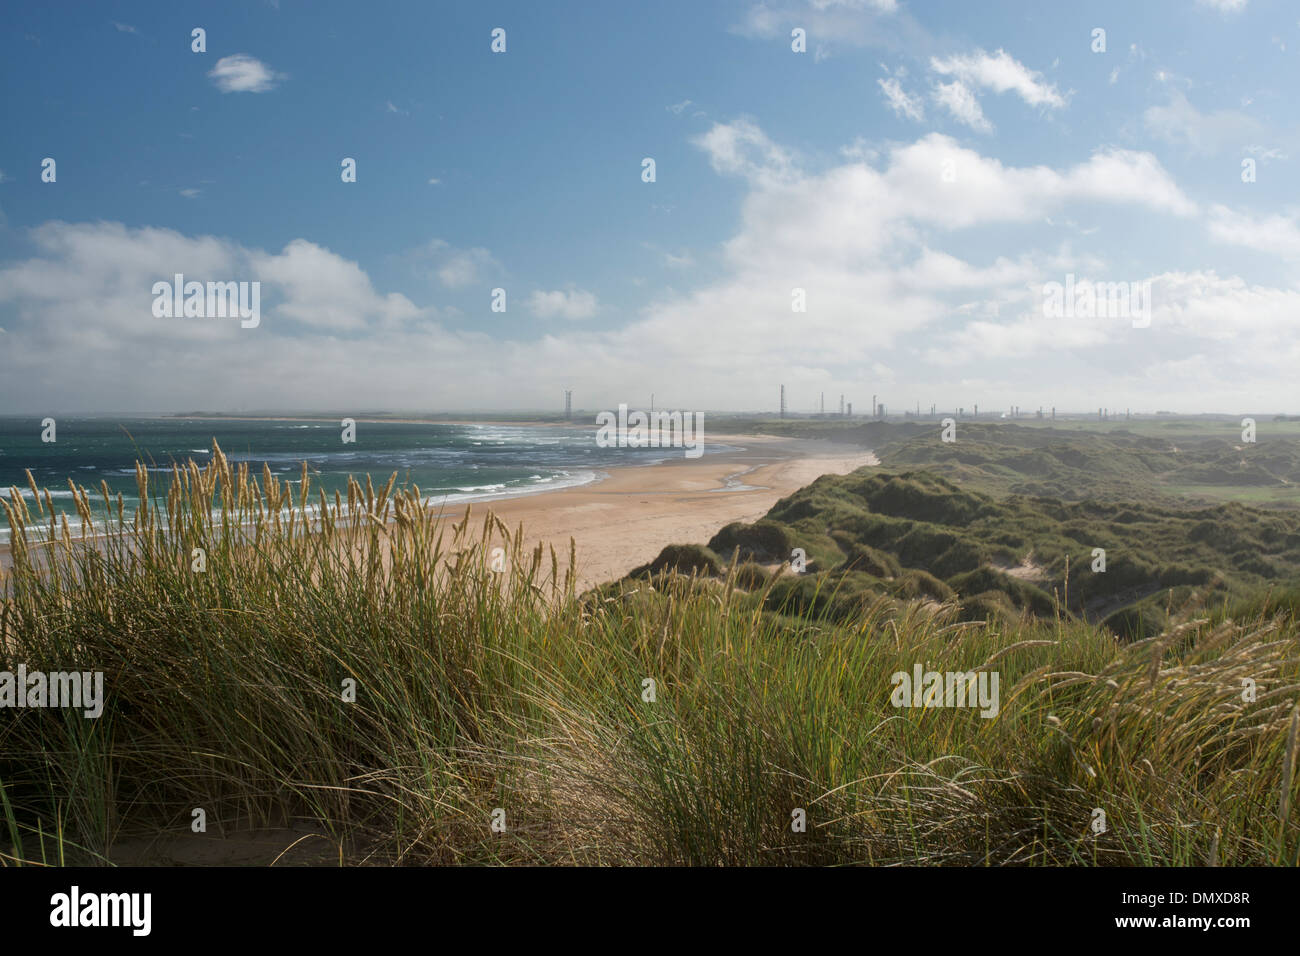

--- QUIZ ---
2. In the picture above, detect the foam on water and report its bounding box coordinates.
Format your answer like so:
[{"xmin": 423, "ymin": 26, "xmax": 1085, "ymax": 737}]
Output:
[{"xmin": 0, "ymin": 417, "xmax": 728, "ymax": 545}]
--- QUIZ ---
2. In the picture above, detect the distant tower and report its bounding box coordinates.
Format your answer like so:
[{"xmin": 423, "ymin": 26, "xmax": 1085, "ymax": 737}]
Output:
[
  {"xmin": 872, "ymin": 394, "xmax": 877, "ymax": 420},
  {"xmin": 839, "ymin": 394, "xmax": 845, "ymax": 416},
  {"xmin": 1052, "ymin": 406, "xmax": 1056, "ymax": 420},
  {"xmin": 564, "ymin": 389, "xmax": 572, "ymax": 421},
  {"xmin": 820, "ymin": 392, "xmax": 825, "ymax": 414},
  {"xmin": 780, "ymin": 384, "xmax": 786, "ymax": 419},
  {"xmin": 847, "ymin": 402, "xmax": 852, "ymax": 417},
  {"xmin": 974, "ymin": 404, "xmax": 979, "ymax": 419}
]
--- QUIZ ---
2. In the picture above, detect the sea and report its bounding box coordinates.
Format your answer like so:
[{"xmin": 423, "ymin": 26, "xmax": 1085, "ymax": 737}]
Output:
[{"xmin": 0, "ymin": 417, "xmax": 732, "ymax": 545}]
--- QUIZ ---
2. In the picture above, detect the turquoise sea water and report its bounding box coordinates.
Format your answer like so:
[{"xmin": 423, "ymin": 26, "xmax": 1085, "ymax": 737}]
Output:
[{"xmin": 0, "ymin": 417, "xmax": 729, "ymax": 543}]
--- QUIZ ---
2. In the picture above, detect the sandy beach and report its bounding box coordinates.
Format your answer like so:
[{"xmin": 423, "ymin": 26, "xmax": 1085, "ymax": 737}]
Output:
[{"xmin": 427, "ymin": 433, "xmax": 877, "ymax": 591}]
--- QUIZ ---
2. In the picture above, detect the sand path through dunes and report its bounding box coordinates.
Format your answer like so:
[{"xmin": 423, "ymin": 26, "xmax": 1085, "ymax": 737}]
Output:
[{"xmin": 424, "ymin": 434, "xmax": 877, "ymax": 592}]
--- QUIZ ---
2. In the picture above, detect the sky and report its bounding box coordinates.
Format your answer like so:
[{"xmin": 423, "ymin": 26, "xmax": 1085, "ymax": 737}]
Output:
[{"xmin": 1, "ymin": 0, "xmax": 1297, "ymax": 416}]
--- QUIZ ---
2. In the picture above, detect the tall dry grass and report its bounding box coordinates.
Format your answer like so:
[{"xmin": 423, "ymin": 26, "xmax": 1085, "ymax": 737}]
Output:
[{"xmin": 1, "ymin": 444, "xmax": 1297, "ymax": 865}]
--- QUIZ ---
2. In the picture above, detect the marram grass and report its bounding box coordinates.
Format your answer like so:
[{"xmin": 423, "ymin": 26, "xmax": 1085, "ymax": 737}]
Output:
[{"xmin": 1, "ymin": 444, "xmax": 1297, "ymax": 865}]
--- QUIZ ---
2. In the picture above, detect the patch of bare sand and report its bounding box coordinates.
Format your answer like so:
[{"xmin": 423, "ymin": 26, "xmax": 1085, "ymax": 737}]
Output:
[{"xmin": 994, "ymin": 552, "xmax": 1049, "ymax": 583}]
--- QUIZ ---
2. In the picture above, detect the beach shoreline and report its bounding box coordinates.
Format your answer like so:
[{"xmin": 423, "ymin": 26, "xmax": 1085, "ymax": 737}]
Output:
[
  {"xmin": 169, "ymin": 413, "xmax": 587, "ymax": 428},
  {"xmin": 1, "ymin": 426, "xmax": 878, "ymax": 590},
  {"xmin": 432, "ymin": 432, "xmax": 877, "ymax": 590}
]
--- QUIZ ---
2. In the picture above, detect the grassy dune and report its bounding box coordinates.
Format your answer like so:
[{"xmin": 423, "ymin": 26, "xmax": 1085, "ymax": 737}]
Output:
[
  {"xmin": 687, "ymin": 469, "xmax": 1300, "ymax": 639},
  {"xmin": 2, "ymin": 446, "xmax": 1299, "ymax": 866}
]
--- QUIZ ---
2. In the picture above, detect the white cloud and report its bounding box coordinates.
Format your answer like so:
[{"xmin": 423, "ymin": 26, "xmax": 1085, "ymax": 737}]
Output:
[
  {"xmin": 207, "ymin": 55, "xmax": 284, "ymax": 94},
  {"xmin": 112, "ymin": 22, "xmax": 138, "ymax": 34},
  {"xmin": 839, "ymin": 138, "xmax": 878, "ymax": 162},
  {"xmin": 437, "ymin": 252, "xmax": 492, "ymax": 288},
  {"xmin": 1207, "ymin": 205, "xmax": 1300, "ymax": 259},
  {"xmin": 1197, "ymin": 0, "xmax": 1248, "ymax": 13},
  {"xmin": 1142, "ymin": 272, "xmax": 1300, "ymax": 362},
  {"xmin": 0, "ymin": 223, "xmax": 479, "ymax": 412},
  {"xmin": 825, "ymin": 0, "xmax": 897, "ymax": 11},
  {"xmin": 529, "ymin": 288, "xmax": 599, "ymax": 320},
  {"xmin": 897, "ymin": 249, "xmax": 1044, "ymax": 290},
  {"xmin": 937, "ymin": 312, "xmax": 1114, "ymax": 363},
  {"xmin": 929, "ymin": 48, "xmax": 1067, "ymax": 109},
  {"xmin": 600, "ymin": 125, "xmax": 1202, "ymax": 394},
  {"xmin": 411, "ymin": 240, "xmax": 500, "ymax": 289},
  {"xmin": 0, "ymin": 125, "xmax": 1280, "ymax": 415},
  {"xmin": 696, "ymin": 126, "xmax": 1194, "ymax": 269},
  {"xmin": 1053, "ymin": 148, "xmax": 1198, "ymax": 217},
  {"xmin": 1144, "ymin": 91, "xmax": 1263, "ymax": 154},
  {"xmin": 935, "ymin": 270, "xmax": 1300, "ymax": 390},
  {"xmin": 1244, "ymin": 144, "xmax": 1287, "ymax": 162},
  {"xmin": 256, "ymin": 239, "xmax": 423, "ymax": 331},
  {"xmin": 877, "ymin": 77, "xmax": 925, "ymax": 121},
  {"xmin": 179, "ymin": 188, "xmax": 201, "ymax": 199},
  {"xmin": 931, "ymin": 81, "xmax": 991, "ymax": 133},
  {"xmin": 667, "ymin": 99, "xmax": 693, "ymax": 115},
  {"xmin": 0, "ymin": 223, "xmax": 424, "ymax": 343},
  {"xmin": 693, "ymin": 119, "xmax": 796, "ymax": 181}
]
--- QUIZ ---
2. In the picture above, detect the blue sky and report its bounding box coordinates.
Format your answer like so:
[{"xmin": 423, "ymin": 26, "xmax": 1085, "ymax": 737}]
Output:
[{"xmin": 1, "ymin": 0, "xmax": 1298, "ymax": 414}]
